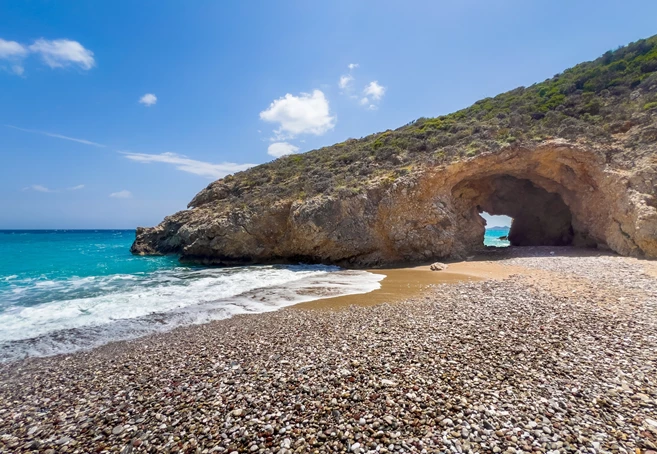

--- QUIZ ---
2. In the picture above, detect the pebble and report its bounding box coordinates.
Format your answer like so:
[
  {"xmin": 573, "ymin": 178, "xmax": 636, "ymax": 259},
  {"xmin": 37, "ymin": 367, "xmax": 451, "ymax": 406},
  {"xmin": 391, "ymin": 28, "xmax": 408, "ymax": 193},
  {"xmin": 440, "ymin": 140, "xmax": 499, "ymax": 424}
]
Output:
[{"xmin": 0, "ymin": 247, "xmax": 655, "ymax": 453}]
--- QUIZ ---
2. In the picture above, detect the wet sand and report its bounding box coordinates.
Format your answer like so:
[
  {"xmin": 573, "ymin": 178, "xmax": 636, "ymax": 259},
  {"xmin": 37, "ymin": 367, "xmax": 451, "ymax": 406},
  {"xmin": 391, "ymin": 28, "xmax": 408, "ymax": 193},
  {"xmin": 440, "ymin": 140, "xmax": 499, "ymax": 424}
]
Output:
[{"xmin": 295, "ymin": 259, "xmax": 525, "ymax": 309}]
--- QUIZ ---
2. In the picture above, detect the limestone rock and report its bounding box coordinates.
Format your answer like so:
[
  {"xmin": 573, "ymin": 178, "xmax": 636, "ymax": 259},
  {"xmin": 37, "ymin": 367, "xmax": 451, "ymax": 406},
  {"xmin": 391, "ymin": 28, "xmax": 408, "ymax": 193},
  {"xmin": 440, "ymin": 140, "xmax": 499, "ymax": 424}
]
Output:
[
  {"xmin": 132, "ymin": 141, "xmax": 657, "ymax": 265},
  {"xmin": 430, "ymin": 262, "xmax": 449, "ymax": 271}
]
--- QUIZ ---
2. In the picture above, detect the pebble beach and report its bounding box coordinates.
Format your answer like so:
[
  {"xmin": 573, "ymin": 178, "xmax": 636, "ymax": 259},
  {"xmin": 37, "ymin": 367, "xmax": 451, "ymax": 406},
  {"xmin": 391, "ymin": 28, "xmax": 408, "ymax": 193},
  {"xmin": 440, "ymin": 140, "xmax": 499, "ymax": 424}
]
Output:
[{"xmin": 1, "ymin": 247, "xmax": 656, "ymax": 454}]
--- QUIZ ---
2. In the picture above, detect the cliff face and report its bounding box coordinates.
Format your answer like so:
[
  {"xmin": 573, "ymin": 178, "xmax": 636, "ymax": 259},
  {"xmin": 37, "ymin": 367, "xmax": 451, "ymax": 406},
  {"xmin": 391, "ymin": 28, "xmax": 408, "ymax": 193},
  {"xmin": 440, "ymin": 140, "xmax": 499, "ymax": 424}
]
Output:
[{"xmin": 132, "ymin": 36, "xmax": 657, "ymax": 266}]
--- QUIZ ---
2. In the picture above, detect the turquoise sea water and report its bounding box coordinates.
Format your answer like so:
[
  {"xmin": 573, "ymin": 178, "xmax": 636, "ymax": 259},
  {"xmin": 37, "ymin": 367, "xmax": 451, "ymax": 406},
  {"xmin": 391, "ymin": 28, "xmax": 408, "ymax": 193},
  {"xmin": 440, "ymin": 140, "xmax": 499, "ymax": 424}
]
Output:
[
  {"xmin": 0, "ymin": 230, "xmax": 382, "ymax": 362},
  {"xmin": 1, "ymin": 228, "xmax": 509, "ymax": 361},
  {"xmin": 484, "ymin": 227, "xmax": 510, "ymax": 247}
]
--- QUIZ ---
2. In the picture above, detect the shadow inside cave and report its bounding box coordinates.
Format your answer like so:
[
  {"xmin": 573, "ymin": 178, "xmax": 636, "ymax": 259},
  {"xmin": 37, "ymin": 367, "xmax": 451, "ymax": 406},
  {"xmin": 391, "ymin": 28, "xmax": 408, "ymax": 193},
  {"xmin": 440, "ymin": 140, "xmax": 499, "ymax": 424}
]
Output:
[{"xmin": 453, "ymin": 175, "xmax": 578, "ymax": 249}]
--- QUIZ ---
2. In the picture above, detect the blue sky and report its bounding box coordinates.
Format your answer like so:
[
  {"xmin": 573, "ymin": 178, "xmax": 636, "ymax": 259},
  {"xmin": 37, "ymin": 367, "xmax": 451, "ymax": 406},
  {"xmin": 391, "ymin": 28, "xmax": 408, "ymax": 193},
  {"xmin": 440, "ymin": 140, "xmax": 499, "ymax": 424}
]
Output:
[{"xmin": 1, "ymin": 0, "xmax": 656, "ymax": 229}]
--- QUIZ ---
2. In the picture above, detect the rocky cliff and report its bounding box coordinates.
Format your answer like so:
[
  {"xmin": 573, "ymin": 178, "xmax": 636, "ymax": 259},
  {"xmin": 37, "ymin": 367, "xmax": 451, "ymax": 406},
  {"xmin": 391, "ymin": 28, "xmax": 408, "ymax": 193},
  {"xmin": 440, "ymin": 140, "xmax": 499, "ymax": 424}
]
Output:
[{"xmin": 132, "ymin": 36, "xmax": 657, "ymax": 266}]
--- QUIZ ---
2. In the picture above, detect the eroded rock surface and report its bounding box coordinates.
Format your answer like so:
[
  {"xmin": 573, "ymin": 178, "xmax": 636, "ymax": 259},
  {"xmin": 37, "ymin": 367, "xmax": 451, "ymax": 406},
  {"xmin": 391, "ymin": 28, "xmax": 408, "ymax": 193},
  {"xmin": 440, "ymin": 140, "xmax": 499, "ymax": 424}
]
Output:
[
  {"xmin": 453, "ymin": 175, "xmax": 574, "ymax": 247},
  {"xmin": 132, "ymin": 141, "xmax": 657, "ymax": 266}
]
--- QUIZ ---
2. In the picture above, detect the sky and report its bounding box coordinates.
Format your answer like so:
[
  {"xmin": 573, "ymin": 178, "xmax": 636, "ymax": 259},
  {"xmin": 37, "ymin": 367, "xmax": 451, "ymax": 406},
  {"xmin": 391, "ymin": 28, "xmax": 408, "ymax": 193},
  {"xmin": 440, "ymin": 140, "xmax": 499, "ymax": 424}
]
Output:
[{"xmin": 1, "ymin": 1, "xmax": 656, "ymax": 229}]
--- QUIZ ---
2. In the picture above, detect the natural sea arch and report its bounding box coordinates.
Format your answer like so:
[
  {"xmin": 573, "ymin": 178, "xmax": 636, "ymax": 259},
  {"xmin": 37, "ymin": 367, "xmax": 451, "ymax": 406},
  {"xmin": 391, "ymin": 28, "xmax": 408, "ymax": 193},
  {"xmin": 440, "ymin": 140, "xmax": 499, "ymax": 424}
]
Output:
[
  {"xmin": 132, "ymin": 142, "xmax": 657, "ymax": 266},
  {"xmin": 453, "ymin": 175, "xmax": 575, "ymax": 248}
]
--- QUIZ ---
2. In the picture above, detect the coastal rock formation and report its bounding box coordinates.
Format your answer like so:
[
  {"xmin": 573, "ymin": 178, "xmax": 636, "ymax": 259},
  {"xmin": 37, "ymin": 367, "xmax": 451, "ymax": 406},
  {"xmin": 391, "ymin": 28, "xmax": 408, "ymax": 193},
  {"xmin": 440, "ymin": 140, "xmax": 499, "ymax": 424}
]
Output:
[
  {"xmin": 452, "ymin": 175, "xmax": 574, "ymax": 247},
  {"xmin": 132, "ymin": 36, "xmax": 657, "ymax": 266},
  {"xmin": 132, "ymin": 142, "xmax": 657, "ymax": 265}
]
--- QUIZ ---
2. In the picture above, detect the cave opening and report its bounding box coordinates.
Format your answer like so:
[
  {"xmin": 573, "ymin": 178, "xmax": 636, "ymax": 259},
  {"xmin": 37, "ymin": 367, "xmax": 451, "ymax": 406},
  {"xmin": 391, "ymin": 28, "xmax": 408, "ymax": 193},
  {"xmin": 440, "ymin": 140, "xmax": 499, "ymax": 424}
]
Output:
[
  {"xmin": 481, "ymin": 212, "xmax": 512, "ymax": 247},
  {"xmin": 453, "ymin": 174, "xmax": 576, "ymax": 250}
]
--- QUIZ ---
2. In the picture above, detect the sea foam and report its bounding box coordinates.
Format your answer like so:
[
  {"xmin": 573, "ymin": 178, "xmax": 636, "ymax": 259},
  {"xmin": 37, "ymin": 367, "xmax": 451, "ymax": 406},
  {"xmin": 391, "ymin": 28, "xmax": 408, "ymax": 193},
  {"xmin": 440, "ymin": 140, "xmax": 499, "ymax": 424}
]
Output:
[{"xmin": 0, "ymin": 264, "xmax": 383, "ymax": 362}]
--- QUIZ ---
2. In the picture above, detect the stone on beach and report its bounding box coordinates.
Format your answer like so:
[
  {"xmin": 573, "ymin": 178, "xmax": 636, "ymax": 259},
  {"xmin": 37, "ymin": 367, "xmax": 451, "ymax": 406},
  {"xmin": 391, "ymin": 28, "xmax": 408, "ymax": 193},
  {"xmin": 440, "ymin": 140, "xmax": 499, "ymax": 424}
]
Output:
[
  {"xmin": 429, "ymin": 262, "xmax": 448, "ymax": 271},
  {"xmin": 0, "ymin": 248, "xmax": 655, "ymax": 453}
]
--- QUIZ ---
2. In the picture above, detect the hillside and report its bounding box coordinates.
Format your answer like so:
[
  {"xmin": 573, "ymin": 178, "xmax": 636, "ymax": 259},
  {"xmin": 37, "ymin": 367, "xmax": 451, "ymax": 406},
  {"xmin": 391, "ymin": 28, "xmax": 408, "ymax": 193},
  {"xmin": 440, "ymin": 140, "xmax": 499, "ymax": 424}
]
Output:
[
  {"xmin": 190, "ymin": 35, "xmax": 657, "ymax": 207},
  {"xmin": 133, "ymin": 35, "xmax": 657, "ymax": 266}
]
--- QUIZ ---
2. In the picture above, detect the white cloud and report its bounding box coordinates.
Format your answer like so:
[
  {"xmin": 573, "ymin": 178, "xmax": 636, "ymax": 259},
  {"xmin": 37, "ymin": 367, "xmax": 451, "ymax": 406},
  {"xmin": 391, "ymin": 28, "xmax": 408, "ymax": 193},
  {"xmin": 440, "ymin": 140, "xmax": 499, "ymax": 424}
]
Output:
[
  {"xmin": 24, "ymin": 184, "xmax": 53, "ymax": 193},
  {"xmin": 364, "ymin": 81, "xmax": 386, "ymax": 101},
  {"xmin": 110, "ymin": 190, "xmax": 132, "ymax": 199},
  {"xmin": 0, "ymin": 39, "xmax": 28, "ymax": 75},
  {"xmin": 1, "ymin": 37, "xmax": 94, "ymax": 75},
  {"xmin": 268, "ymin": 142, "xmax": 300, "ymax": 158},
  {"xmin": 29, "ymin": 39, "xmax": 95, "ymax": 70},
  {"xmin": 339, "ymin": 74, "xmax": 353, "ymax": 89},
  {"xmin": 260, "ymin": 90, "xmax": 335, "ymax": 139},
  {"xmin": 139, "ymin": 93, "xmax": 157, "ymax": 106},
  {"xmin": 23, "ymin": 184, "xmax": 84, "ymax": 193},
  {"xmin": 5, "ymin": 125, "xmax": 106, "ymax": 148},
  {"xmin": 339, "ymin": 64, "xmax": 385, "ymax": 111},
  {"xmin": 0, "ymin": 39, "xmax": 27, "ymax": 59},
  {"xmin": 122, "ymin": 152, "xmax": 255, "ymax": 179},
  {"xmin": 339, "ymin": 63, "xmax": 359, "ymax": 91}
]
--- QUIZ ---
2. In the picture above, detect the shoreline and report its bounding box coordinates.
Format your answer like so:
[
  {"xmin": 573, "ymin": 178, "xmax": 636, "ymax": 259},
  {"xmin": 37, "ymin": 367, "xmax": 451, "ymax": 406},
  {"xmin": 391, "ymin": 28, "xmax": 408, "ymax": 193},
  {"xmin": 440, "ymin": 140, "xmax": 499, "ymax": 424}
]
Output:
[
  {"xmin": 0, "ymin": 247, "xmax": 641, "ymax": 365},
  {"xmin": 0, "ymin": 256, "xmax": 518, "ymax": 364},
  {"xmin": 1, "ymin": 247, "xmax": 656, "ymax": 453},
  {"xmin": 295, "ymin": 259, "xmax": 523, "ymax": 310}
]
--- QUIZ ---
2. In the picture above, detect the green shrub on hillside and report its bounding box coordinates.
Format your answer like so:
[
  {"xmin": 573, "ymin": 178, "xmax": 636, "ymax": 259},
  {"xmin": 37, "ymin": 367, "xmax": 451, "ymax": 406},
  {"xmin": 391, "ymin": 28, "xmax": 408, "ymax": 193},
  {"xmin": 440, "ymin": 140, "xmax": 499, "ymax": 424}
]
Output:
[{"xmin": 206, "ymin": 35, "xmax": 657, "ymax": 207}]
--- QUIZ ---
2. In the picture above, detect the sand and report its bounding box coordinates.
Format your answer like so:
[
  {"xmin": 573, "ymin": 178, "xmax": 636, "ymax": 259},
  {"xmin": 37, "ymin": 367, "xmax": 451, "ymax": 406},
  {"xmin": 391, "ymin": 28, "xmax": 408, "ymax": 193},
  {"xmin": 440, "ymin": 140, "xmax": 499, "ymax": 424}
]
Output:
[{"xmin": 295, "ymin": 260, "xmax": 524, "ymax": 310}]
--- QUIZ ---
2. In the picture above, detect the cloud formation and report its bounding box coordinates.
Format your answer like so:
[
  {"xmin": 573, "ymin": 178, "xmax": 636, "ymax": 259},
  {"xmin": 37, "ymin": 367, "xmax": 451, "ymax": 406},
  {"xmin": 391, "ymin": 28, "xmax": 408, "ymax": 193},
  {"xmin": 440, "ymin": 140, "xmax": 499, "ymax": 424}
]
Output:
[
  {"xmin": 260, "ymin": 90, "xmax": 335, "ymax": 139},
  {"xmin": 0, "ymin": 39, "xmax": 27, "ymax": 58},
  {"xmin": 109, "ymin": 190, "xmax": 133, "ymax": 199},
  {"xmin": 0, "ymin": 38, "xmax": 28, "ymax": 75},
  {"xmin": 0, "ymin": 37, "xmax": 95, "ymax": 74},
  {"xmin": 267, "ymin": 142, "xmax": 300, "ymax": 158},
  {"xmin": 25, "ymin": 185, "xmax": 52, "ymax": 193},
  {"xmin": 7, "ymin": 122, "xmax": 251, "ymax": 181},
  {"xmin": 338, "ymin": 74, "xmax": 353, "ymax": 90},
  {"xmin": 338, "ymin": 64, "xmax": 386, "ymax": 110},
  {"xmin": 29, "ymin": 39, "xmax": 95, "ymax": 70},
  {"xmin": 23, "ymin": 184, "xmax": 84, "ymax": 193},
  {"xmin": 5, "ymin": 125, "xmax": 106, "ymax": 148},
  {"xmin": 338, "ymin": 63, "xmax": 359, "ymax": 92},
  {"xmin": 122, "ymin": 152, "xmax": 255, "ymax": 179},
  {"xmin": 139, "ymin": 93, "xmax": 157, "ymax": 106},
  {"xmin": 363, "ymin": 81, "xmax": 386, "ymax": 100},
  {"xmin": 360, "ymin": 80, "xmax": 386, "ymax": 110}
]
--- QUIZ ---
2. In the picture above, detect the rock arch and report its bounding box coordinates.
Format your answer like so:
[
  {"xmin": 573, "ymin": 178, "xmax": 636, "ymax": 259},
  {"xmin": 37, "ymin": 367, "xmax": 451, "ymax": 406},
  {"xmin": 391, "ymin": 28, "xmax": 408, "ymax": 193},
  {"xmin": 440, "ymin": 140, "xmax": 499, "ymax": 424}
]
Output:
[
  {"xmin": 132, "ymin": 141, "xmax": 657, "ymax": 266},
  {"xmin": 452, "ymin": 175, "xmax": 575, "ymax": 247},
  {"xmin": 387, "ymin": 141, "xmax": 656, "ymax": 261}
]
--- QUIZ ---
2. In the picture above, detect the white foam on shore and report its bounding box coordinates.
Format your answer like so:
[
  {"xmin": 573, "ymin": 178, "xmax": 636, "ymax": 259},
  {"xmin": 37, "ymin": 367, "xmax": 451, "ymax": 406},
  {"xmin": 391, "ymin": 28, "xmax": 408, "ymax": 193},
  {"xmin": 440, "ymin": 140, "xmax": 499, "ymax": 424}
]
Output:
[{"xmin": 0, "ymin": 265, "xmax": 383, "ymax": 362}]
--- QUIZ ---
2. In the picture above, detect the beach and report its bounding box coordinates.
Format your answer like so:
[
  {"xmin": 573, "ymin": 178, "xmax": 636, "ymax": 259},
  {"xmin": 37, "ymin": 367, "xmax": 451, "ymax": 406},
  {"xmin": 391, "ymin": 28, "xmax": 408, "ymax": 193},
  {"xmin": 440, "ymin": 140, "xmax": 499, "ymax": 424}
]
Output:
[{"xmin": 1, "ymin": 247, "xmax": 656, "ymax": 453}]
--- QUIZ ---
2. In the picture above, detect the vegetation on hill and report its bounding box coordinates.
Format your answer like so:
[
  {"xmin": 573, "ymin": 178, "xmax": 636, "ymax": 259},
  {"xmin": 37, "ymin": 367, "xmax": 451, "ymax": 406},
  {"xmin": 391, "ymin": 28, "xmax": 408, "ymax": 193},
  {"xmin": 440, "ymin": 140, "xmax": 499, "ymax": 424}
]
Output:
[{"xmin": 201, "ymin": 35, "xmax": 657, "ymax": 207}]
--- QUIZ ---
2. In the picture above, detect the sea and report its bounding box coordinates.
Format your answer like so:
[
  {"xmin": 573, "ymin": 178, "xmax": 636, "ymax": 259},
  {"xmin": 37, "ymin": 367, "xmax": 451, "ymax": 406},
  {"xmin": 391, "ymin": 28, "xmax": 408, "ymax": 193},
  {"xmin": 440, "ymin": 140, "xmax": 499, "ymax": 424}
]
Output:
[
  {"xmin": 484, "ymin": 226, "xmax": 510, "ymax": 247},
  {"xmin": 0, "ymin": 230, "xmax": 384, "ymax": 362},
  {"xmin": 0, "ymin": 228, "xmax": 509, "ymax": 362}
]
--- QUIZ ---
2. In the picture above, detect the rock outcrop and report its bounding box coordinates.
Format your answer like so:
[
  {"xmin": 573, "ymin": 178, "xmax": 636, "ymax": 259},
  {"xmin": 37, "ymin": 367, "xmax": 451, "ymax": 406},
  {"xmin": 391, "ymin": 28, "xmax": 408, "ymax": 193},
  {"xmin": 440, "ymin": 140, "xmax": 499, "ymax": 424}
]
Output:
[
  {"xmin": 132, "ymin": 36, "xmax": 657, "ymax": 266},
  {"xmin": 132, "ymin": 141, "xmax": 657, "ymax": 265}
]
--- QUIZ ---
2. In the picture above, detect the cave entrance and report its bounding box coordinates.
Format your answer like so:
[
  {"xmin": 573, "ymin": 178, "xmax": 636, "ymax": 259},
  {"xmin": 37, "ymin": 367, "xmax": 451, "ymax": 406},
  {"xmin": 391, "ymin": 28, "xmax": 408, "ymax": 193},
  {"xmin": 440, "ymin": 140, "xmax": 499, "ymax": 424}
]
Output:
[{"xmin": 453, "ymin": 175, "xmax": 575, "ymax": 249}]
